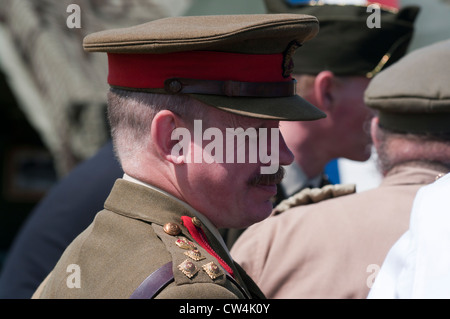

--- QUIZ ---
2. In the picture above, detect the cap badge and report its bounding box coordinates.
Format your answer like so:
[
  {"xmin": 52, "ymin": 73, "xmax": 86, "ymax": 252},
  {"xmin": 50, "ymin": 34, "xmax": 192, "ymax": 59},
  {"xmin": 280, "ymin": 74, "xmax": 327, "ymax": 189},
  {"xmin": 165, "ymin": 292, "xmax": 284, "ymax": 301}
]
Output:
[{"xmin": 282, "ymin": 41, "xmax": 301, "ymax": 78}]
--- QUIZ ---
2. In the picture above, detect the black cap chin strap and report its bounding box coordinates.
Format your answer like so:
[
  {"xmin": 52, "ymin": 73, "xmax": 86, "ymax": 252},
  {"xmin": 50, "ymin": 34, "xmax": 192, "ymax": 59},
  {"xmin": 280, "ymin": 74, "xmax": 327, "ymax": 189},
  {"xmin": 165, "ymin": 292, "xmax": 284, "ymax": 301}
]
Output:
[{"xmin": 163, "ymin": 78, "xmax": 297, "ymax": 97}]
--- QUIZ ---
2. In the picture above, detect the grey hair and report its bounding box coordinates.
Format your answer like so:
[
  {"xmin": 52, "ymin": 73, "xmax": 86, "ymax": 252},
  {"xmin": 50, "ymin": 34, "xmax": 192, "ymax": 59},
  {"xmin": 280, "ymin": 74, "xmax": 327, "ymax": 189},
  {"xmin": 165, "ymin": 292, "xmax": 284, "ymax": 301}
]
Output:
[
  {"xmin": 107, "ymin": 88, "xmax": 207, "ymax": 166},
  {"xmin": 374, "ymin": 125, "xmax": 450, "ymax": 175}
]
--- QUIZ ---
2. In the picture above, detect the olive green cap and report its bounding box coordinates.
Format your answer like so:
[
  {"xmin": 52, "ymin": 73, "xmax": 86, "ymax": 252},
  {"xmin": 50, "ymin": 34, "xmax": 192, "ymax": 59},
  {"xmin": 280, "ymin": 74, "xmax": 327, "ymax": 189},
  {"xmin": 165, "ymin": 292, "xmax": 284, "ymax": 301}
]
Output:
[
  {"xmin": 83, "ymin": 14, "xmax": 326, "ymax": 121},
  {"xmin": 364, "ymin": 39, "xmax": 450, "ymax": 134},
  {"xmin": 264, "ymin": 0, "xmax": 420, "ymax": 78}
]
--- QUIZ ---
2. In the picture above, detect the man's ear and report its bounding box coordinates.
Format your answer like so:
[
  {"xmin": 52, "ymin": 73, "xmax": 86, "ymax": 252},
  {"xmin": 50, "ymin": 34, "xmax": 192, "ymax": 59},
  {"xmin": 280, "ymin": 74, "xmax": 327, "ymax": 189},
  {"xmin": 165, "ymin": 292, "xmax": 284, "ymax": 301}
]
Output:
[
  {"xmin": 370, "ymin": 116, "xmax": 381, "ymax": 149},
  {"xmin": 151, "ymin": 110, "xmax": 188, "ymax": 164},
  {"xmin": 313, "ymin": 70, "xmax": 335, "ymax": 112}
]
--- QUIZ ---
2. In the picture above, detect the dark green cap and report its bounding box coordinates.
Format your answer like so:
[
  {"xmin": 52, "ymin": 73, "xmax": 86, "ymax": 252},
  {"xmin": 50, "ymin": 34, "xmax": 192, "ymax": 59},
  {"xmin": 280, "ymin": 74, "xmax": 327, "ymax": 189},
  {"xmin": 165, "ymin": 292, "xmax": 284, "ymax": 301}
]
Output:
[
  {"xmin": 264, "ymin": 0, "xmax": 420, "ymax": 78},
  {"xmin": 364, "ymin": 39, "xmax": 450, "ymax": 134}
]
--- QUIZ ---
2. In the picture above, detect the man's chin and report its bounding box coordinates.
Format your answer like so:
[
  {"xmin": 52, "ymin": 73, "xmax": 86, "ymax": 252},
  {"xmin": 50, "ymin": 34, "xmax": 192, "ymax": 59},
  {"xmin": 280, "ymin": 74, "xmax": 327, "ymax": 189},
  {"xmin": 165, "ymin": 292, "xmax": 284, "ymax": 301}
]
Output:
[
  {"xmin": 240, "ymin": 201, "xmax": 274, "ymax": 228},
  {"xmin": 254, "ymin": 183, "xmax": 278, "ymax": 196}
]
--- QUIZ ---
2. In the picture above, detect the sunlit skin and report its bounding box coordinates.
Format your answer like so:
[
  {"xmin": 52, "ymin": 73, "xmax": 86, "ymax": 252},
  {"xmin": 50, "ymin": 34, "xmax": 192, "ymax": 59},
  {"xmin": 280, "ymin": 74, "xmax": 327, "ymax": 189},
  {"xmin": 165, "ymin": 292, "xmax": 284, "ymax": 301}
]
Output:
[
  {"xmin": 128, "ymin": 102, "xmax": 295, "ymax": 230},
  {"xmin": 280, "ymin": 71, "xmax": 374, "ymax": 179},
  {"xmin": 174, "ymin": 107, "xmax": 294, "ymax": 229}
]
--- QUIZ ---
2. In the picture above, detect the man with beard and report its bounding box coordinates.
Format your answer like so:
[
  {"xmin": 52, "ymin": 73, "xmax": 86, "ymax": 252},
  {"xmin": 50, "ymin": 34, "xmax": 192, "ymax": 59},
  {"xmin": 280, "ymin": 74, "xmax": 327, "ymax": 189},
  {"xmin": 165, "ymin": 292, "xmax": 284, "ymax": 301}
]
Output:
[
  {"xmin": 222, "ymin": 0, "xmax": 420, "ymax": 249},
  {"xmin": 231, "ymin": 38, "xmax": 450, "ymax": 299},
  {"xmin": 265, "ymin": 0, "xmax": 420, "ymax": 203}
]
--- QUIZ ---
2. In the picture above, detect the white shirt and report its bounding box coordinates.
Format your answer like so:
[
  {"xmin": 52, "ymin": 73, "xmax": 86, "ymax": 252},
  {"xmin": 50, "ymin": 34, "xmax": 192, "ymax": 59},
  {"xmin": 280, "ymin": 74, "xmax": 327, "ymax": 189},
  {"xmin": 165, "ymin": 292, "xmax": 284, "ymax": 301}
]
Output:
[
  {"xmin": 368, "ymin": 172, "xmax": 450, "ymax": 298},
  {"xmin": 281, "ymin": 162, "xmax": 323, "ymax": 197}
]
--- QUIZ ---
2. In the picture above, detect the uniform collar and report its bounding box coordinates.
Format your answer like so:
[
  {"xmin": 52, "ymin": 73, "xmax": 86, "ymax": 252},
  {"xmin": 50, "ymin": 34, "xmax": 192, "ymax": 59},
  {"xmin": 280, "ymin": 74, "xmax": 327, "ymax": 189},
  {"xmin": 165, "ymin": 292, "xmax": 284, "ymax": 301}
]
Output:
[
  {"xmin": 382, "ymin": 162, "xmax": 450, "ymax": 187},
  {"xmin": 121, "ymin": 174, "xmax": 232, "ymax": 259},
  {"xmin": 281, "ymin": 161, "xmax": 323, "ymax": 197}
]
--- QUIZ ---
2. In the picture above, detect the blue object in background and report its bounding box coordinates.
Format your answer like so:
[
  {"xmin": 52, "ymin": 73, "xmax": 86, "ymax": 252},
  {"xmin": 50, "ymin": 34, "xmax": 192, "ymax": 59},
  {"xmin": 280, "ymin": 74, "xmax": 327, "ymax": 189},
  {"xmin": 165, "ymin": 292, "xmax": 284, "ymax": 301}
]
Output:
[
  {"xmin": 284, "ymin": 0, "xmax": 314, "ymax": 5},
  {"xmin": 325, "ymin": 159, "xmax": 340, "ymax": 184}
]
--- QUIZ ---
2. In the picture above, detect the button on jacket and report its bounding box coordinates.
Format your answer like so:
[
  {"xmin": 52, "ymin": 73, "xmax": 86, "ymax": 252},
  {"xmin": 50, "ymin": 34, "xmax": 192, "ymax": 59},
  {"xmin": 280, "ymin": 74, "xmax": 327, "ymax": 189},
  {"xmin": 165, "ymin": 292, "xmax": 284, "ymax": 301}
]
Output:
[{"xmin": 33, "ymin": 179, "xmax": 264, "ymax": 299}]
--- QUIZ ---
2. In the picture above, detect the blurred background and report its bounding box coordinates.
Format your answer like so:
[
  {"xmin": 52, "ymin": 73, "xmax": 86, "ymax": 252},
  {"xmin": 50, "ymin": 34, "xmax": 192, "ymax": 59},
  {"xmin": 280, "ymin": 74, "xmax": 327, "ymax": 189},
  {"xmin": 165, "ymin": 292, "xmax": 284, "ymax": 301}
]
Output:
[{"xmin": 0, "ymin": 0, "xmax": 449, "ymax": 271}]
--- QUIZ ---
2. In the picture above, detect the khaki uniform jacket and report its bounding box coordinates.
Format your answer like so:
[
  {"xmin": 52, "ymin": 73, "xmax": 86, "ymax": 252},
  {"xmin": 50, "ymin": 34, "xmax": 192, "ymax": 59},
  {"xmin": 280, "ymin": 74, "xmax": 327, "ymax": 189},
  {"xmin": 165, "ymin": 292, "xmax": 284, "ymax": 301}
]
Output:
[
  {"xmin": 33, "ymin": 179, "xmax": 265, "ymax": 299},
  {"xmin": 231, "ymin": 164, "xmax": 447, "ymax": 299}
]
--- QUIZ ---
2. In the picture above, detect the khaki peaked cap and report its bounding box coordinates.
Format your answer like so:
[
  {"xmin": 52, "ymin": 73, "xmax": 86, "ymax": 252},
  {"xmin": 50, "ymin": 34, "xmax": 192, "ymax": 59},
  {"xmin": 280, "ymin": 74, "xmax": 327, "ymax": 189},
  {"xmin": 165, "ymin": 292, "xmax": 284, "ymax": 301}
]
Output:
[
  {"xmin": 364, "ymin": 39, "xmax": 450, "ymax": 134},
  {"xmin": 83, "ymin": 14, "xmax": 326, "ymax": 121},
  {"xmin": 83, "ymin": 14, "xmax": 318, "ymax": 54}
]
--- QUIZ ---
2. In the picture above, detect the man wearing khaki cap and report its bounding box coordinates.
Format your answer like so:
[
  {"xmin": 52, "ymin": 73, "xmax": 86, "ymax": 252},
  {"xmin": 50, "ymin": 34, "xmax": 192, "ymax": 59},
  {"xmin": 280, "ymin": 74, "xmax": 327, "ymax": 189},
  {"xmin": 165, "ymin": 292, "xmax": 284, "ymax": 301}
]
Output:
[
  {"xmin": 222, "ymin": 0, "xmax": 420, "ymax": 249},
  {"xmin": 367, "ymin": 39, "xmax": 450, "ymax": 299},
  {"xmin": 32, "ymin": 14, "xmax": 325, "ymax": 299},
  {"xmin": 265, "ymin": 0, "xmax": 420, "ymax": 203},
  {"xmin": 231, "ymin": 37, "xmax": 450, "ymax": 298}
]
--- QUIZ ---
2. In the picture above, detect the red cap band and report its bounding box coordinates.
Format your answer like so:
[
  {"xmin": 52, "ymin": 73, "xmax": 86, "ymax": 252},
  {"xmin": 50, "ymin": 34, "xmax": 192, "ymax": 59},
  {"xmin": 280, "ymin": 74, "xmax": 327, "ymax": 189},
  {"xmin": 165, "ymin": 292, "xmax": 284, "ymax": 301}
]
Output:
[
  {"xmin": 107, "ymin": 51, "xmax": 291, "ymax": 90},
  {"xmin": 368, "ymin": 0, "xmax": 399, "ymax": 10}
]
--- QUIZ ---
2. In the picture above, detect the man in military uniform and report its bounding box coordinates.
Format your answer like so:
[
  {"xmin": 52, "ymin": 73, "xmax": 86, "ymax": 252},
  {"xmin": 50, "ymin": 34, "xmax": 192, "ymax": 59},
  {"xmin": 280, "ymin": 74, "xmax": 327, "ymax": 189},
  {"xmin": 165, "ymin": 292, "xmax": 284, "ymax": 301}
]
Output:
[
  {"xmin": 265, "ymin": 0, "xmax": 419, "ymax": 203},
  {"xmin": 32, "ymin": 14, "xmax": 325, "ymax": 298},
  {"xmin": 221, "ymin": 0, "xmax": 419, "ymax": 249},
  {"xmin": 231, "ymin": 37, "xmax": 450, "ymax": 298},
  {"xmin": 366, "ymin": 39, "xmax": 450, "ymax": 299}
]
